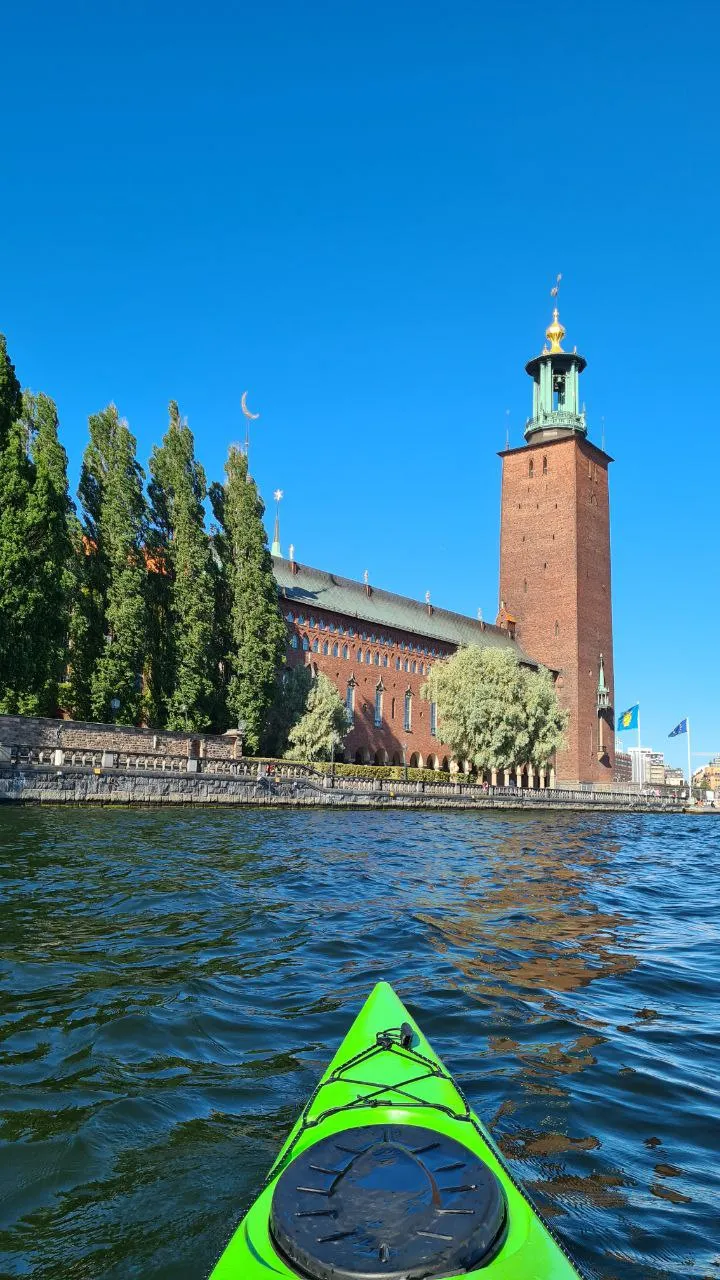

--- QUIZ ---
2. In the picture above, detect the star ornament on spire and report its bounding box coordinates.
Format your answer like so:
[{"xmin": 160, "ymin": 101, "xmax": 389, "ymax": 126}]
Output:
[{"xmin": 274, "ymin": 489, "xmax": 283, "ymax": 503}]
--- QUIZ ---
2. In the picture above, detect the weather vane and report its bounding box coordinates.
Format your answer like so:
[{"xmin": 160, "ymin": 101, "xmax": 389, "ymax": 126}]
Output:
[
  {"xmin": 241, "ymin": 391, "xmax": 260, "ymax": 468},
  {"xmin": 550, "ymin": 272, "xmax": 562, "ymax": 299}
]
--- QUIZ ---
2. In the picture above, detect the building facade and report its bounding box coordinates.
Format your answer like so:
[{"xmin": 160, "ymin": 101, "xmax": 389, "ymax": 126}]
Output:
[{"xmin": 272, "ymin": 304, "xmax": 615, "ymax": 787}]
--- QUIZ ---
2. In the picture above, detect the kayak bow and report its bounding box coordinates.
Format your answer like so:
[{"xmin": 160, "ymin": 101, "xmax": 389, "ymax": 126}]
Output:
[{"xmin": 210, "ymin": 982, "xmax": 584, "ymax": 1279}]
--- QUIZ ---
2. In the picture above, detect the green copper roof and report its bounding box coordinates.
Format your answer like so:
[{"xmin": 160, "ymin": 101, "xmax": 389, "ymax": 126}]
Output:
[{"xmin": 272, "ymin": 558, "xmax": 538, "ymax": 666}]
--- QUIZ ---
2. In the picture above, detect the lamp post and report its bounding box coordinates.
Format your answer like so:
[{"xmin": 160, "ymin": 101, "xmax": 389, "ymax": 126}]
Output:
[
  {"xmin": 237, "ymin": 718, "xmax": 246, "ymax": 759},
  {"xmin": 110, "ymin": 697, "xmax": 120, "ymax": 723},
  {"xmin": 402, "ymin": 741, "xmax": 408, "ymax": 782},
  {"xmin": 330, "ymin": 730, "xmax": 341, "ymax": 779}
]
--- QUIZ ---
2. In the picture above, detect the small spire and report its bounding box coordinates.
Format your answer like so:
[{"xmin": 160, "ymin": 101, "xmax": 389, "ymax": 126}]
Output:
[{"xmin": 271, "ymin": 488, "xmax": 283, "ymax": 557}]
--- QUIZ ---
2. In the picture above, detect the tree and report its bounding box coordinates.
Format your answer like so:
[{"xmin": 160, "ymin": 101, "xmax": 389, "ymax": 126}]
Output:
[
  {"xmin": 22, "ymin": 393, "xmax": 73, "ymax": 712},
  {"xmin": 212, "ymin": 446, "xmax": 286, "ymax": 751},
  {"xmin": 86, "ymin": 407, "xmax": 149, "ymax": 724},
  {"xmin": 421, "ymin": 646, "xmax": 567, "ymax": 773},
  {"xmin": 285, "ymin": 671, "xmax": 348, "ymax": 761},
  {"xmin": 147, "ymin": 402, "xmax": 216, "ymax": 729}
]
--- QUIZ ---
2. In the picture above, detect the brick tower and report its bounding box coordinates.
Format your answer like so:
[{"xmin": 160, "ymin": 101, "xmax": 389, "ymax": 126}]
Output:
[{"xmin": 498, "ymin": 305, "xmax": 615, "ymax": 785}]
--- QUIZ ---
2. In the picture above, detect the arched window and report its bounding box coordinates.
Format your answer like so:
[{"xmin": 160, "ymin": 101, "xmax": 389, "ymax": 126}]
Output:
[
  {"xmin": 318, "ymin": 619, "xmax": 325, "ymax": 630},
  {"xmin": 529, "ymin": 459, "xmax": 534, "ymax": 478},
  {"xmin": 357, "ymin": 648, "xmax": 363, "ymax": 662},
  {"xmin": 346, "ymin": 680, "xmax": 355, "ymax": 724},
  {"xmin": 543, "ymin": 455, "xmax": 548, "ymax": 475},
  {"xmin": 391, "ymin": 696, "xmax": 396, "ymax": 720},
  {"xmin": 329, "ymin": 621, "xmax": 336, "ymax": 633},
  {"xmin": 332, "ymin": 641, "xmax": 339, "ymax": 657},
  {"xmin": 430, "ymin": 701, "xmax": 437, "ymax": 736},
  {"xmin": 374, "ymin": 651, "xmax": 380, "ymax": 665},
  {"xmin": 411, "ymin": 660, "xmax": 417, "ymax": 674},
  {"xmin": 310, "ymin": 617, "xmax": 316, "ymax": 629},
  {"xmin": 322, "ymin": 640, "xmax": 329, "ymax": 655},
  {"xmin": 286, "ymin": 610, "xmax": 295, "ymax": 622},
  {"xmin": 404, "ymin": 690, "xmax": 412, "ymax": 732},
  {"xmin": 374, "ymin": 684, "xmax": 383, "ymax": 727},
  {"xmin": 404, "ymin": 658, "xmax": 409, "ymax": 672},
  {"xmin": 395, "ymin": 657, "xmax": 401, "ymax": 671},
  {"xmin": 297, "ymin": 614, "xmax": 305, "ymax": 625},
  {"xmin": 400, "ymin": 641, "xmax": 406, "ymax": 652},
  {"xmin": 301, "ymin": 635, "xmax": 309, "ymax": 651},
  {"xmin": 342, "ymin": 644, "xmax": 349, "ymax": 659},
  {"xmin": 290, "ymin": 634, "xmax": 299, "ymax": 649},
  {"xmin": 365, "ymin": 649, "xmax": 371, "ymax": 663},
  {"xmin": 382, "ymin": 653, "xmax": 388, "ymax": 667},
  {"xmin": 312, "ymin": 637, "xmax": 319, "ymax": 652}
]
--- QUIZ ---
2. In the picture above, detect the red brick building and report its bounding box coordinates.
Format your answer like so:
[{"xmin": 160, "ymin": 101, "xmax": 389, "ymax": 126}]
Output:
[
  {"xmin": 272, "ymin": 304, "xmax": 615, "ymax": 787},
  {"xmin": 273, "ymin": 558, "xmax": 543, "ymax": 781}
]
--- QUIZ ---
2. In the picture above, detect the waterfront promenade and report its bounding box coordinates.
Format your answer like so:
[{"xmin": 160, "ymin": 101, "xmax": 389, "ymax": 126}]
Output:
[{"xmin": 0, "ymin": 757, "xmax": 683, "ymax": 812}]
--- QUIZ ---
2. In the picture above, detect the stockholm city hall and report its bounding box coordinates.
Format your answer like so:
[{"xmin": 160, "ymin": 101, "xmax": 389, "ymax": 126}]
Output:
[{"xmin": 273, "ymin": 304, "xmax": 615, "ymax": 787}]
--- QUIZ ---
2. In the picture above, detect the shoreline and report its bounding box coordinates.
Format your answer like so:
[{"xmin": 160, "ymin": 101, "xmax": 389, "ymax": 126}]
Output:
[{"xmin": 0, "ymin": 764, "xmax": 686, "ymax": 814}]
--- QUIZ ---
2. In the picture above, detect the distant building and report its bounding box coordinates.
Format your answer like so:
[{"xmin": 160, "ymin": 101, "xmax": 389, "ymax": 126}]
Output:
[
  {"xmin": 648, "ymin": 752, "xmax": 666, "ymax": 786},
  {"xmin": 664, "ymin": 766, "xmax": 685, "ymax": 789},
  {"xmin": 614, "ymin": 751, "xmax": 632, "ymax": 784},
  {"xmin": 628, "ymin": 747, "xmax": 653, "ymax": 785}
]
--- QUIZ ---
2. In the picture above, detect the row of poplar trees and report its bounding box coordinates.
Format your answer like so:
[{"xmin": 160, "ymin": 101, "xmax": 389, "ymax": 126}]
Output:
[{"xmin": 0, "ymin": 334, "xmax": 288, "ymax": 752}]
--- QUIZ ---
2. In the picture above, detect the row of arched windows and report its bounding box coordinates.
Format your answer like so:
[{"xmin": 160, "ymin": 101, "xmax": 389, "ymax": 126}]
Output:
[
  {"xmin": 528, "ymin": 455, "xmax": 549, "ymax": 478},
  {"xmin": 284, "ymin": 610, "xmax": 446, "ymax": 659},
  {"xmin": 289, "ymin": 634, "xmax": 430, "ymax": 674}
]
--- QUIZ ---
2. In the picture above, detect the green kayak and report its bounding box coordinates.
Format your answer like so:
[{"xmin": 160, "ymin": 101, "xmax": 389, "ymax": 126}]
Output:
[{"xmin": 209, "ymin": 982, "xmax": 584, "ymax": 1279}]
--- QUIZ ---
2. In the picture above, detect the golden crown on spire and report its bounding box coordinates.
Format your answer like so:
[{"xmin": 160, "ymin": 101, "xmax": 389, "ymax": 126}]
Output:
[{"xmin": 545, "ymin": 307, "xmax": 565, "ymax": 353}]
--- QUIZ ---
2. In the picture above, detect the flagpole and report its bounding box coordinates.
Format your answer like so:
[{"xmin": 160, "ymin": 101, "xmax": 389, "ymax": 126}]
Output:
[
  {"xmin": 637, "ymin": 706, "xmax": 642, "ymax": 791},
  {"xmin": 687, "ymin": 716, "xmax": 692, "ymax": 804}
]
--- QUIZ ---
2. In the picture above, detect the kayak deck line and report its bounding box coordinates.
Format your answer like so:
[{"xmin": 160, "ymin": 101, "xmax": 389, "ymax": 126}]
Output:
[{"xmin": 209, "ymin": 982, "xmax": 585, "ymax": 1279}]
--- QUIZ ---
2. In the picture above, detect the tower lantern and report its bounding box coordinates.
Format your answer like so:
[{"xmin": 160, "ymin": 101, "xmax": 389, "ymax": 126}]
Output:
[{"xmin": 524, "ymin": 307, "xmax": 587, "ymax": 442}]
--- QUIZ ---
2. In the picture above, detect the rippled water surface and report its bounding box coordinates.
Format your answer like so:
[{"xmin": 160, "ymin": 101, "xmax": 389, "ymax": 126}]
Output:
[{"xmin": 1, "ymin": 808, "xmax": 718, "ymax": 1279}]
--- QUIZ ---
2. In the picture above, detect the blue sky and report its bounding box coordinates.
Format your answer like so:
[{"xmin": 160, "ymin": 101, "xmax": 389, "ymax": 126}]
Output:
[{"xmin": 2, "ymin": 1, "xmax": 717, "ymax": 771}]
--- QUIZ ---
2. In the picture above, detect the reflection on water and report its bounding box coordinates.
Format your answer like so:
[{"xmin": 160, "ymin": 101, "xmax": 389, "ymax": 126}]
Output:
[{"xmin": 0, "ymin": 808, "xmax": 718, "ymax": 1279}]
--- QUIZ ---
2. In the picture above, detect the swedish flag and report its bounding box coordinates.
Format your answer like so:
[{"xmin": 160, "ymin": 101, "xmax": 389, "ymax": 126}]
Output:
[{"xmin": 617, "ymin": 704, "xmax": 639, "ymax": 732}]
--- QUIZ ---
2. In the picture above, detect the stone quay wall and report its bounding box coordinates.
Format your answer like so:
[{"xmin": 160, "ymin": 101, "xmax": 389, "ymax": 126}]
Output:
[{"xmin": 0, "ymin": 764, "xmax": 684, "ymax": 814}]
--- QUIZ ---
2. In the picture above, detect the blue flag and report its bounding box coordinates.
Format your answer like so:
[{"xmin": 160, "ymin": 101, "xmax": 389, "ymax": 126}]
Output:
[
  {"xmin": 617, "ymin": 704, "xmax": 639, "ymax": 732},
  {"xmin": 669, "ymin": 719, "xmax": 687, "ymax": 738}
]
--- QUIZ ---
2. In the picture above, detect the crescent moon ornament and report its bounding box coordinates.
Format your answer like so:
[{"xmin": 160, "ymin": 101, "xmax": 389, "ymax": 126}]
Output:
[{"xmin": 241, "ymin": 391, "xmax": 260, "ymax": 420}]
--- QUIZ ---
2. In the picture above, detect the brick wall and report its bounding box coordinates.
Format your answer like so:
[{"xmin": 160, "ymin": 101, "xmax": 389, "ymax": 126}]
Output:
[{"xmin": 498, "ymin": 435, "xmax": 615, "ymax": 785}]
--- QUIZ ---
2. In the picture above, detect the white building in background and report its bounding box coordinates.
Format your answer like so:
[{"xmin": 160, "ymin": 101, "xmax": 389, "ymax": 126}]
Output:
[{"xmin": 628, "ymin": 747, "xmax": 653, "ymax": 785}]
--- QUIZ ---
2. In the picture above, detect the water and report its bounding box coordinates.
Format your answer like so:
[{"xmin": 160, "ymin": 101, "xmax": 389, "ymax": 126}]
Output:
[{"xmin": 0, "ymin": 808, "xmax": 718, "ymax": 1280}]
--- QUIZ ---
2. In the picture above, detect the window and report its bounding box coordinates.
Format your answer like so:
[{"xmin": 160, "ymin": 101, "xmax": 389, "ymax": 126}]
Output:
[
  {"xmin": 365, "ymin": 649, "xmax": 371, "ymax": 663},
  {"xmin": 411, "ymin": 660, "xmax": 417, "ymax": 674},
  {"xmin": 529, "ymin": 459, "xmax": 534, "ymax": 478},
  {"xmin": 419, "ymin": 662, "xmax": 424, "ymax": 675},
  {"xmin": 404, "ymin": 690, "xmax": 412, "ymax": 732},
  {"xmin": 430, "ymin": 701, "xmax": 437, "ymax": 736},
  {"xmin": 382, "ymin": 653, "xmax": 388, "ymax": 667},
  {"xmin": 342, "ymin": 644, "xmax": 349, "ymax": 659},
  {"xmin": 310, "ymin": 617, "xmax": 316, "ymax": 629},
  {"xmin": 357, "ymin": 648, "xmax": 363, "ymax": 662},
  {"xmin": 302, "ymin": 635, "xmax": 309, "ymax": 651},
  {"xmin": 297, "ymin": 614, "xmax": 305, "ymax": 625},
  {"xmin": 322, "ymin": 640, "xmax": 329, "ymax": 655},
  {"xmin": 543, "ymin": 455, "xmax": 547, "ymax": 475},
  {"xmin": 346, "ymin": 682, "xmax": 355, "ymax": 725},
  {"xmin": 400, "ymin": 641, "xmax": 406, "ymax": 652},
  {"xmin": 286, "ymin": 610, "xmax": 295, "ymax": 622},
  {"xmin": 374, "ymin": 652, "xmax": 380, "ymax": 666},
  {"xmin": 290, "ymin": 634, "xmax": 299, "ymax": 649},
  {"xmin": 332, "ymin": 641, "xmax": 339, "ymax": 657},
  {"xmin": 374, "ymin": 685, "xmax": 383, "ymax": 727},
  {"xmin": 329, "ymin": 621, "xmax": 336, "ymax": 633},
  {"xmin": 312, "ymin": 638, "xmax": 319, "ymax": 652},
  {"xmin": 404, "ymin": 658, "xmax": 409, "ymax": 672},
  {"xmin": 554, "ymin": 620, "xmax": 560, "ymax": 637},
  {"xmin": 318, "ymin": 619, "xmax": 325, "ymax": 630},
  {"xmin": 391, "ymin": 696, "xmax": 396, "ymax": 720},
  {"xmin": 395, "ymin": 657, "xmax": 401, "ymax": 671}
]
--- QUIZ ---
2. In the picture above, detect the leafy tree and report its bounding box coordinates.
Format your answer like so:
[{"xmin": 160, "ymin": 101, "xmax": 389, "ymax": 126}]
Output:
[
  {"xmin": 285, "ymin": 672, "xmax": 348, "ymax": 761},
  {"xmin": 86, "ymin": 407, "xmax": 148, "ymax": 724},
  {"xmin": 212, "ymin": 446, "xmax": 286, "ymax": 751},
  {"xmin": 0, "ymin": 334, "xmax": 22, "ymax": 449},
  {"xmin": 147, "ymin": 402, "xmax": 216, "ymax": 729},
  {"xmin": 422, "ymin": 646, "xmax": 567, "ymax": 773},
  {"xmin": 265, "ymin": 664, "xmax": 313, "ymax": 757}
]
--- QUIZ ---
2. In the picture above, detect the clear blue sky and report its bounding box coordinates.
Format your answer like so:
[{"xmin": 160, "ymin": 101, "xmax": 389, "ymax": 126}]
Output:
[{"xmin": 2, "ymin": 1, "xmax": 717, "ymax": 772}]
